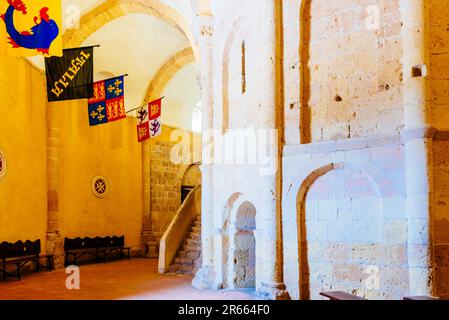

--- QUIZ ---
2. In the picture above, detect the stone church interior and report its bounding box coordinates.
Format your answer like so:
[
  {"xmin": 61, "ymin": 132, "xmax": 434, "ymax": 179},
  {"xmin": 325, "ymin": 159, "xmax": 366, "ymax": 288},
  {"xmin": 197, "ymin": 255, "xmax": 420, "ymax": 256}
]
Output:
[{"xmin": 0, "ymin": 0, "xmax": 448, "ymax": 302}]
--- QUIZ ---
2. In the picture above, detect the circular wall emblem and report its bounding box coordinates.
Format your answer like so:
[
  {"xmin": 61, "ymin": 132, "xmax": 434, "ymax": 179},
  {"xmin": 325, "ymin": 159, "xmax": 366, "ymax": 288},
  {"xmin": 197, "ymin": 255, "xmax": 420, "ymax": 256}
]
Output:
[
  {"xmin": 91, "ymin": 176, "xmax": 109, "ymax": 198},
  {"xmin": 0, "ymin": 151, "xmax": 6, "ymax": 181}
]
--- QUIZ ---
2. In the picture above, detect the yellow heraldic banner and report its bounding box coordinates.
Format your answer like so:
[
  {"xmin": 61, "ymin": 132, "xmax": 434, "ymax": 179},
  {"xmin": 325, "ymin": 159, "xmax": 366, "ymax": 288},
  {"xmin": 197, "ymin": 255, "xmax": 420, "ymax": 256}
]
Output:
[{"xmin": 0, "ymin": 0, "xmax": 62, "ymax": 57}]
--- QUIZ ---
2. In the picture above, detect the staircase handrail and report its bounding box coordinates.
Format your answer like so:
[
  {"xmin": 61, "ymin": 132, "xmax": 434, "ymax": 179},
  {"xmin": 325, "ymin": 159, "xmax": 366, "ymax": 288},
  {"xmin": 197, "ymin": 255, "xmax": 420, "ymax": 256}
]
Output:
[{"xmin": 158, "ymin": 185, "xmax": 201, "ymax": 273}]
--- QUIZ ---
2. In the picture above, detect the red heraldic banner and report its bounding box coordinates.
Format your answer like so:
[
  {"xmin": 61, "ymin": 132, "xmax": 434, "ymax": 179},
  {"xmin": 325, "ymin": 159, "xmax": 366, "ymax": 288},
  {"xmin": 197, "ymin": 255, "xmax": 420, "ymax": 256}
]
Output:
[
  {"xmin": 149, "ymin": 98, "xmax": 162, "ymax": 138},
  {"xmin": 136, "ymin": 97, "xmax": 162, "ymax": 143}
]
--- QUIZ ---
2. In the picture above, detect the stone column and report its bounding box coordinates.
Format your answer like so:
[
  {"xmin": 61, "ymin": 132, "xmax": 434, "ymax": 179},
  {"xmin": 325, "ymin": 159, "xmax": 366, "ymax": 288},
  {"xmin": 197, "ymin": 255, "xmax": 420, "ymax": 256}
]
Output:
[
  {"xmin": 257, "ymin": 175, "xmax": 290, "ymax": 300},
  {"xmin": 192, "ymin": 15, "xmax": 218, "ymax": 290},
  {"xmin": 141, "ymin": 140, "xmax": 158, "ymax": 257},
  {"xmin": 401, "ymin": 0, "xmax": 434, "ymax": 295},
  {"xmin": 46, "ymin": 102, "xmax": 64, "ymax": 268},
  {"xmin": 253, "ymin": 0, "xmax": 290, "ymax": 300}
]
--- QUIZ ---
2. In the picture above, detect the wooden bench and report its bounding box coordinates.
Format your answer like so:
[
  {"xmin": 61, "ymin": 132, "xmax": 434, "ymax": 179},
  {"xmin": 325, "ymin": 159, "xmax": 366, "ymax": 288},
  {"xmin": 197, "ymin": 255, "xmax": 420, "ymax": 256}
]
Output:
[
  {"xmin": 64, "ymin": 236, "xmax": 131, "ymax": 266},
  {"xmin": 320, "ymin": 291, "xmax": 368, "ymax": 300},
  {"xmin": 404, "ymin": 296, "xmax": 440, "ymax": 300},
  {"xmin": 0, "ymin": 240, "xmax": 54, "ymax": 281}
]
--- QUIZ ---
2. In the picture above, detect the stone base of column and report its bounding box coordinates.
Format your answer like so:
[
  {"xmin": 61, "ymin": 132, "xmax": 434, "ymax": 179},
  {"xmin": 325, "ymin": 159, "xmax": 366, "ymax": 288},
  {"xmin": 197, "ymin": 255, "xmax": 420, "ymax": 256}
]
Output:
[
  {"xmin": 141, "ymin": 231, "xmax": 159, "ymax": 258},
  {"xmin": 192, "ymin": 266, "xmax": 220, "ymax": 290},
  {"xmin": 408, "ymin": 266, "xmax": 434, "ymax": 296},
  {"xmin": 46, "ymin": 232, "xmax": 64, "ymax": 269},
  {"xmin": 257, "ymin": 282, "xmax": 291, "ymax": 300}
]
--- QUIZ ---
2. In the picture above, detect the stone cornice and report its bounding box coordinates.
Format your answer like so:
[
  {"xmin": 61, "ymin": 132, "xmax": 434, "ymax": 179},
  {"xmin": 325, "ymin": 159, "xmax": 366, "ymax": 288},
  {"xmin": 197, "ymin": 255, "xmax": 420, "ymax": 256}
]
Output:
[{"xmin": 283, "ymin": 127, "xmax": 449, "ymax": 156}]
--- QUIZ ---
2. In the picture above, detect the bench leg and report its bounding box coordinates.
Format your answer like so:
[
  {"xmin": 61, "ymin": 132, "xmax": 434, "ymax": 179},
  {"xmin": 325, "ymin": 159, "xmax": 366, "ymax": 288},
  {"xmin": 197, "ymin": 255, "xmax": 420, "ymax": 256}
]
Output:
[
  {"xmin": 49, "ymin": 256, "xmax": 54, "ymax": 271},
  {"xmin": 2, "ymin": 258, "xmax": 5, "ymax": 282},
  {"xmin": 15, "ymin": 263, "xmax": 21, "ymax": 281},
  {"xmin": 36, "ymin": 255, "xmax": 40, "ymax": 272}
]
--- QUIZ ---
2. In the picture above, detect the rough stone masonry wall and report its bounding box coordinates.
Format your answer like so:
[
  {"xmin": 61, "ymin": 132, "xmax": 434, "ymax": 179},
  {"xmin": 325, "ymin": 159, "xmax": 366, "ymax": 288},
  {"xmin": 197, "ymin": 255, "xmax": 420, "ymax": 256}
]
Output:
[
  {"xmin": 303, "ymin": 0, "xmax": 404, "ymax": 142},
  {"xmin": 150, "ymin": 126, "xmax": 201, "ymax": 241},
  {"xmin": 428, "ymin": 0, "xmax": 449, "ymax": 299},
  {"xmin": 430, "ymin": 0, "xmax": 449, "ymax": 130},
  {"xmin": 151, "ymin": 137, "xmax": 182, "ymax": 240}
]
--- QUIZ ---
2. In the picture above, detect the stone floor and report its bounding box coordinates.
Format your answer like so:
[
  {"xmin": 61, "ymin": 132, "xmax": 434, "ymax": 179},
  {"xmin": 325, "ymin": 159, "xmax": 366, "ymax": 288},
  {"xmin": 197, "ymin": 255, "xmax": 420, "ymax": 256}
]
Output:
[{"xmin": 0, "ymin": 258, "xmax": 256, "ymax": 300}]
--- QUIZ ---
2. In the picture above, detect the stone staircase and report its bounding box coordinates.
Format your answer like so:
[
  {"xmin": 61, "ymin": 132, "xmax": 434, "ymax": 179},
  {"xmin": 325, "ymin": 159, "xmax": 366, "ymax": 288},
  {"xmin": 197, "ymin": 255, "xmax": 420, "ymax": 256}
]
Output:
[{"xmin": 168, "ymin": 215, "xmax": 202, "ymax": 275}]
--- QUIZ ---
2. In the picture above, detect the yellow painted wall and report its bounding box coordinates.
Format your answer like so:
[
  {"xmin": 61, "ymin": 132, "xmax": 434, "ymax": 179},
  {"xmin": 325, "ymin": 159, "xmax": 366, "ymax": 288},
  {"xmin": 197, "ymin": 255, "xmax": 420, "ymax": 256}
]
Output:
[
  {"xmin": 0, "ymin": 56, "xmax": 48, "ymax": 246},
  {"xmin": 0, "ymin": 23, "xmax": 143, "ymax": 250},
  {"xmin": 57, "ymin": 101, "xmax": 143, "ymax": 249}
]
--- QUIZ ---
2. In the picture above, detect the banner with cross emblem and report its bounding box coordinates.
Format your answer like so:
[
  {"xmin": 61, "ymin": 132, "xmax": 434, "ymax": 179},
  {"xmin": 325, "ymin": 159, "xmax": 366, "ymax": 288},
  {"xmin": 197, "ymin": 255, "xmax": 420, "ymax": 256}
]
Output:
[
  {"xmin": 88, "ymin": 75, "xmax": 126, "ymax": 126},
  {"xmin": 136, "ymin": 97, "xmax": 162, "ymax": 143}
]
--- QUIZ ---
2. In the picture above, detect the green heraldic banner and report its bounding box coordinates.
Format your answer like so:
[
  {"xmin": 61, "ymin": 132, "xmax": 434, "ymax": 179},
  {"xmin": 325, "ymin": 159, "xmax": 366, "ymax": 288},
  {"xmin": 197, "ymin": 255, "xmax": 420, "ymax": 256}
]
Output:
[{"xmin": 45, "ymin": 47, "xmax": 94, "ymax": 102}]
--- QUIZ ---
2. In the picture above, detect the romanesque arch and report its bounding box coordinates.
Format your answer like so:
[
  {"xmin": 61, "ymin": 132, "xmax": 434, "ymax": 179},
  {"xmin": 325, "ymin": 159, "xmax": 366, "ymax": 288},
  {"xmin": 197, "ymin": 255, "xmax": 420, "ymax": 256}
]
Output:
[
  {"xmin": 63, "ymin": 0, "xmax": 197, "ymax": 56},
  {"xmin": 142, "ymin": 47, "xmax": 195, "ymax": 104},
  {"xmin": 296, "ymin": 163, "xmax": 386, "ymax": 299}
]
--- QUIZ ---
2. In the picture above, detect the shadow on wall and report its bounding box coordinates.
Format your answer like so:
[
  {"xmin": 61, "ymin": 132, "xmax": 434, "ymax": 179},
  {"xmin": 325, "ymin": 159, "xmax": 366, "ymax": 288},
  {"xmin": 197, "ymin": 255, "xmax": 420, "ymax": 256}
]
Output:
[{"xmin": 300, "ymin": 0, "xmax": 311, "ymax": 144}]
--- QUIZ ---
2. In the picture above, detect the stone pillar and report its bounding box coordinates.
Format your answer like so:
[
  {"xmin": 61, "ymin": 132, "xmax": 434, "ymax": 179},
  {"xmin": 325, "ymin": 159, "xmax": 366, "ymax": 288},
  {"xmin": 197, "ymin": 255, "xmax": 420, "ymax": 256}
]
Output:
[
  {"xmin": 141, "ymin": 140, "xmax": 158, "ymax": 258},
  {"xmin": 253, "ymin": 0, "xmax": 290, "ymax": 300},
  {"xmin": 46, "ymin": 102, "xmax": 64, "ymax": 268},
  {"xmin": 256, "ymin": 164, "xmax": 289, "ymax": 300},
  {"xmin": 401, "ymin": 0, "xmax": 434, "ymax": 295},
  {"xmin": 192, "ymin": 15, "xmax": 218, "ymax": 290}
]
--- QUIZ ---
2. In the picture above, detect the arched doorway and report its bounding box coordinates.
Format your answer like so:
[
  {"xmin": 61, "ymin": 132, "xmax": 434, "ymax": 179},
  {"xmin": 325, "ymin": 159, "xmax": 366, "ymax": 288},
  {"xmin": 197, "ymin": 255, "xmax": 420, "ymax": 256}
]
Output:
[
  {"xmin": 223, "ymin": 196, "xmax": 256, "ymax": 289},
  {"xmin": 232, "ymin": 201, "xmax": 256, "ymax": 289},
  {"xmin": 181, "ymin": 163, "xmax": 202, "ymax": 203}
]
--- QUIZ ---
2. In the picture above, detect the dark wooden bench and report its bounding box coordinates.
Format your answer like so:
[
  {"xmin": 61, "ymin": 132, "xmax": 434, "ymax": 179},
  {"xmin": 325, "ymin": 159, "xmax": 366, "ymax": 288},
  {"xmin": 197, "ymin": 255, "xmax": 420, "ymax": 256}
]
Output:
[
  {"xmin": 0, "ymin": 240, "xmax": 54, "ymax": 281},
  {"xmin": 64, "ymin": 236, "xmax": 131, "ymax": 266},
  {"xmin": 320, "ymin": 291, "xmax": 368, "ymax": 300},
  {"xmin": 404, "ymin": 296, "xmax": 440, "ymax": 300}
]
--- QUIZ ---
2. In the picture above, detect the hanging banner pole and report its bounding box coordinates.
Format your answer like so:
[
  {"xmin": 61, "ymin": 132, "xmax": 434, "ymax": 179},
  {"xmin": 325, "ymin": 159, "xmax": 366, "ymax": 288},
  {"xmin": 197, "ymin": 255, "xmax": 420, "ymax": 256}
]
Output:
[
  {"xmin": 126, "ymin": 96, "xmax": 165, "ymax": 114},
  {"xmin": 62, "ymin": 44, "xmax": 101, "ymax": 51}
]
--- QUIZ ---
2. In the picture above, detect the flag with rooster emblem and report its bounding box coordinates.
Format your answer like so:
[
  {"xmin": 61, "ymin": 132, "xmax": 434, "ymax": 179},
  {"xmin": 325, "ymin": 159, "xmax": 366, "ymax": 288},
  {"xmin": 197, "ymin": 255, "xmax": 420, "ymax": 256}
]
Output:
[
  {"xmin": 0, "ymin": 0, "xmax": 62, "ymax": 57},
  {"xmin": 136, "ymin": 97, "xmax": 162, "ymax": 143},
  {"xmin": 88, "ymin": 76, "xmax": 126, "ymax": 126}
]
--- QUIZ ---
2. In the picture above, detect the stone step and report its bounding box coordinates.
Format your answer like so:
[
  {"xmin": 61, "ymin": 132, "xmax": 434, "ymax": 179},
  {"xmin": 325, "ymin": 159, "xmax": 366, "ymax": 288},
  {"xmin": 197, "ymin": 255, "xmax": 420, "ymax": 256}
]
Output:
[
  {"xmin": 189, "ymin": 232, "xmax": 201, "ymax": 240},
  {"xmin": 177, "ymin": 269, "xmax": 195, "ymax": 276},
  {"xmin": 187, "ymin": 238, "xmax": 200, "ymax": 246},
  {"xmin": 179, "ymin": 250, "xmax": 201, "ymax": 259},
  {"xmin": 171, "ymin": 264, "xmax": 194, "ymax": 272},
  {"xmin": 182, "ymin": 243, "xmax": 200, "ymax": 252},
  {"xmin": 180, "ymin": 264, "xmax": 194, "ymax": 272},
  {"xmin": 168, "ymin": 215, "xmax": 202, "ymax": 276},
  {"xmin": 175, "ymin": 257, "xmax": 194, "ymax": 265}
]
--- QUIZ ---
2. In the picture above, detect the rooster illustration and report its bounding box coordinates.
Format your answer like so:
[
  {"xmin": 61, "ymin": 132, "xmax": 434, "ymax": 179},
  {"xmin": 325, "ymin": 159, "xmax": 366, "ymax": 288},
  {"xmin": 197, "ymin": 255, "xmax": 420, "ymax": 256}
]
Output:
[{"xmin": 0, "ymin": 0, "xmax": 59, "ymax": 54}]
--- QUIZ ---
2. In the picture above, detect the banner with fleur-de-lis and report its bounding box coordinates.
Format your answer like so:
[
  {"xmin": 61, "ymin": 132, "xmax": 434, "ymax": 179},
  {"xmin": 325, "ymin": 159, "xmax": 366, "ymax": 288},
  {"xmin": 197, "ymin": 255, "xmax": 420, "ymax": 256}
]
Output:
[{"xmin": 88, "ymin": 75, "xmax": 126, "ymax": 126}]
